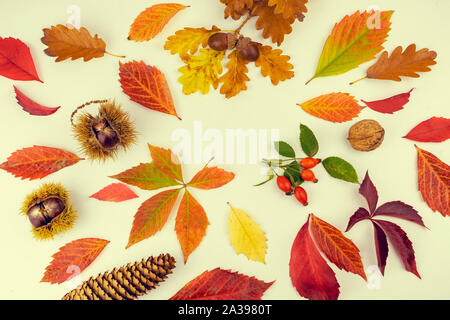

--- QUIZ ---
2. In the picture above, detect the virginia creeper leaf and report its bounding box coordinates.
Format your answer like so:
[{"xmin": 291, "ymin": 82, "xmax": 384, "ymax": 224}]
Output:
[
  {"xmin": 404, "ymin": 117, "xmax": 450, "ymax": 143},
  {"xmin": 90, "ymin": 183, "xmax": 138, "ymax": 202},
  {"xmin": 362, "ymin": 89, "xmax": 413, "ymax": 114},
  {"xmin": 187, "ymin": 166, "xmax": 235, "ymax": 189},
  {"xmin": 373, "ymin": 201, "xmax": 425, "ymax": 227},
  {"xmin": 359, "ymin": 171, "xmax": 378, "ymax": 214},
  {"xmin": 345, "ymin": 207, "xmax": 370, "ymax": 232},
  {"xmin": 299, "ymin": 123, "xmax": 318, "ymax": 157},
  {"xmin": 148, "ymin": 144, "xmax": 183, "ymax": 183},
  {"xmin": 322, "ymin": 157, "xmax": 359, "ymax": 183},
  {"xmin": 372, "ymin": 221, "xmax": 388, "ymax": 276},
  {"xmin": 14, "ymin": 86, "xmax": 60, "ymax": 116}
]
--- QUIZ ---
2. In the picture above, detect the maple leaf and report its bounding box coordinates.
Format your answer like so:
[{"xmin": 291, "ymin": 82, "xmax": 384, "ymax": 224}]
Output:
[
  {"xmin": 219, "ymin": 50, "xmax": 250, "ymax": 98},
  {"xmin": 364, "ymin": 44, "xmax": 437, "ymax": 82},
  {"xmin": 255, "ymin": 44, "xmax": 294, "ymax": 85},
  {"xmin": 14, "ymin": 86, "xmax": 60, "ymax": 116},
  {"xmin": 119, "ymin": 60, "xmax": 179, "ymax": 119},
  {"xmin": 148, "ymin": 143, "xmax": 183, "ymax": 182},
  {"xmin": 221, "ymin": 0, "xmax": 254, "ymax": 20},
  {"xmin": 178, "ymin": 49, "xmax": 225, "ymax": 95},
  {"xmin": 268, "ymin": 0, "xmax": 308, "ymax": 20},
  {"xmin": 41, "ymin": 238, "xmax": 109, "ymax": 284},
  {"xmin": 170, "ymin": 268, "xmax": 274, "ymax": 300},
  {"xmin": 164, "ymin": 26, "xmax": 220, "ymax": 57},
  {"xmin": 128, "ymin": 3, "xmax": 188, "ymax": 42},
  {"xmin": 416, "ymin": 146, "xmax": 450, "ymax": 217},
  {"xmin": 187, "ymin": 166, "xmax": 235, "ymax": 189},
  {"xmin": 404, "ymin": 117, "xmax": 450, "ymax": 143},
  {"xmin": 0, "ymin": 37, "xmax": 42, "ymax": 82},
  {"xmin": 227, "ymin": 203, "xmax": 267, "ymax": 263},
  {"xmin": 307, "ymin": 10, "xmax": 393, "ymax": 84},
  {"xmin": 0, "ymin": 145, "xmax": 83, "ymax": 180},
  {"xmin": 90, "ymin": 183, "xmax": 138, "ymax": 202},
  {"xmin": 362, "ymin": 89, "xmax": 413, "ymax": 114},
  {"xmin": 289, "ymin": 217, "xmax": 340, "ymax": 300},
  {"xmin": 175, "ymin": 190, "xmax": 209, "ymax": 263},
  {"xmin": 298, "ymin": 93, "xmax": 362, "ymax": 123}
]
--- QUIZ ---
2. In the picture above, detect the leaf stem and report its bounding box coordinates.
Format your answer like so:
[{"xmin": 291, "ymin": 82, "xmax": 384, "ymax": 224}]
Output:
[
  {"xmin": 235, "ymin": 14, "xmax": 253, "ymax": 34},
  {"xmin": 105, "ymin": 51, "xmax": 126, "ymax": 58},
  {"xmin": 349, "ymin": 76, "xmax": 367, "ymax": 85}
]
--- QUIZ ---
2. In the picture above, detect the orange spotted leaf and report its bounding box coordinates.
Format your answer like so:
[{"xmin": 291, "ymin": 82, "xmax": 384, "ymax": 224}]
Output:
[{"xmin": 187, "ymin": 166, "xmax": 235, "ymax": 190}]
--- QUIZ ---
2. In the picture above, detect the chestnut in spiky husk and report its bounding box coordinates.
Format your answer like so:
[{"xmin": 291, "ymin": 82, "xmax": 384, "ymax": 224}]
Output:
[
  {"xmin": 237, "ymin": 38, "xmax": 260, "ymax": 62},
  {"xmin": 72, "ymin": 100, "xmax": 137, "ymax": 161},
  {"xmin": 208, "ymin": 32, "xmax": 237, "ymax": 51},
  {"xmin": 20, "ymin": 183, "xmax": 76, "ymax": 240}
]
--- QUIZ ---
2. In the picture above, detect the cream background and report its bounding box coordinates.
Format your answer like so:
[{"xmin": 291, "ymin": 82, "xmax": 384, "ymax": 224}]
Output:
[{"xmin": 0, "ymin": 0, "xmax": 449, "ymax": 300}]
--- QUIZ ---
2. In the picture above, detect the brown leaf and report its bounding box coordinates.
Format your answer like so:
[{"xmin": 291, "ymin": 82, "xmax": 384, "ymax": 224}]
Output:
[
  {"xmin": 221, "ymin": 0, "xmax": 254, "ymax": 20},
  {"xmin": 268, "ymin": 0, "xmax": 308, "ymax": 20},
  {"xmin": 255, "ymin": 44, "xmax": 294, "ymax": 85},
  {"xmin": 253, "ymin": 1, "xmax": 294, "ymax": 46},
  {"xmin": 219, "ymin": 50, "xmax": 250, "ymax": 98}
]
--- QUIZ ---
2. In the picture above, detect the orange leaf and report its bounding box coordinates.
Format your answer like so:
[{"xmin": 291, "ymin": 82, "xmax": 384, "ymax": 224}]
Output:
[
  {"xmin": 366, "ymin": 44, "xmax": 437, "ymax": 82},
  {"xmin": 164, "ymin": 26, "xmax": 220, "ymax": 57},
  {"xmin": 255, "ymin": 44, "xmax": 294, "ymax": 85},
  {"xmin": 90, "ymin": 183, "xmax": 138, "ymax": 202},
  {"xmin": 41, "ymin": 25, "xmax": 107, "ymax": 62},
  {"xmin": 221, "ymin": 0, "xmax": 255, "ymax": 20},
  {"xmin": 41, "ymin": 238, "xmax": 109, "ymax": 284},
  {"xmin": 187, "ymin": 166, "xmax": 235, "ymax": 189},
  {"xmin": 128, "ymin": 3, "xmax": 188, "ymax": 42},
  {"xmin": 219, "ymin": 50, "xmax": 250, "ymax": 98},
  {"xmin": 126, "ymin": 188, "xmax": 181, "ymax": 248},
  {"xmin": 268, "ymin": 0, "xmax": 308, "ymax": 20},
  {"xmin": 170, "ymin": 268, "xmax": 274, "ymax": 299},
  {"xmin": 0, "ymin": 145, "xmax": 83, "ymax": 180},
  {"xmin": 119, "ymin": 60, "xmax": 180, "ymax": 119},
  {"xmin": 175, "ymin": 190, "xmax": 209, "ymax": 263},
  {"xmin": 298, "ymin": 92, "xmax": 362, "ymax": 123},
  {"xmin": 148, "ymin": 144, "xmax": 183, "ymax": 182},
  {"xmin": 416, "ymin": 146, "xmax": 449, "ymax": 217},
  {"xmin": 309, "ymin": 214, "xmax": 367, "ymax": 280}
]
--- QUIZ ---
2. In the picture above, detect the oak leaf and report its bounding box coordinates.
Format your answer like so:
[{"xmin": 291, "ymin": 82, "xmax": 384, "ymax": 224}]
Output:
[
  {"xmin": 219, "ymin": 50, "xmax": 250, "ymax": 98},
  {"xmin": 164, "ymin": 26, "xmax": 220, "ymax": 57},
  {"xmin": 255, "ymin": 44, "xmax": 294, "ymax": 85},
  {"xmin": 362, "ymin": 89, "xmax": 413, "ymax": 114},
  {"xmin": 268, "ymin": 0, "xmax": 308, "ymax": 20},
  {"xmin": 187, "ymin": 166, "xmax": 235, "ymax": 189},
  {"xmin": 221, "ymin": 0, "xmax": 254, "ymax": 20},
  {"xmin": 404, "ymin": 117, "xmax": 450, "ymax": 143},
  {"xmin": 253, "ymin": 1, "xmax": 294, "ymax": 46},
  {"xmin": 90, "ymin": 183, "xmax": 138, "ymax": 202},
  {"xmin": 128, "ymin": 3, "xmax": 188, "ymax": 42},
  {"xmin": 14, "ymin": 86, "xmax": 60, "ymax": 116}
]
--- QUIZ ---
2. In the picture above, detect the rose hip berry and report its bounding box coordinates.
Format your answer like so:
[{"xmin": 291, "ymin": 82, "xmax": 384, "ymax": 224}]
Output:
[
  {"xmin": 276, "ymin": 176, "xmax": 292, "ymax": 193},
  {"xmin": 301, "ymin": 169, "xmax": 318, "ymax": 183},
  {"xmin": 294, "ymin": 187, "xmax": 308, "ymax": 206},
  {"xmin": 300, "ymin": 157, "xmax": 321, "ymax": 169}
]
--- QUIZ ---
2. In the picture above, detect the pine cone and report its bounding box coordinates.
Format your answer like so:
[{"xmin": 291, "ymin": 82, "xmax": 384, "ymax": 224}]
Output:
[{"xmin": 62, "ymin": 254, "xmax": 176, "ymax": 300}]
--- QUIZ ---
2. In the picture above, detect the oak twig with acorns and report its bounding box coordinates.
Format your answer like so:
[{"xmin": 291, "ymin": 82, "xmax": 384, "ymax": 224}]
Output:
[{"xmin": 165, "ymin": 0, "xmax": 309, "ymax": 98}]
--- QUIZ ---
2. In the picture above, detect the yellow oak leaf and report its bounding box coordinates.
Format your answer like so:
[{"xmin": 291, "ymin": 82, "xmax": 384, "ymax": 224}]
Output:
[
  {"xmin": 228, "ymin": 203, "xmax": 267, "ymax": 263},
  {"xmin": 219, "ymin": 50, "xmax": 250, "ymax": 98},
  {"xmin": 164, "ymin": 26, "xmax": 220, "ymax": 58},
  {"xmin": 178, "ymin": 49, "xmax": 225, "ymax": 95},
  {"xmin": 255, "ymin": 44, "xmax": 294, "ymax": 85}
]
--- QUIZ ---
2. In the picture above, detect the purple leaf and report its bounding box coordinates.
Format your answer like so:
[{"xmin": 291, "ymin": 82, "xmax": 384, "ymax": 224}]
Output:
[
  {"xmin": 374, "ymin": 219, "xmax": 420, "ymax": 279},
  {"xmin": 345, "ymin": 207, "xmax": 370, "ymax": 232},
  {"xmin": 372, "ymin": 221, "xmax": 388, "ymax": 276},
  {"xmin": 373, "ymin": 201, "xmax": 426, "ymax": 228},
  {"xmin": 359, "ymin": 171, "xmax": 378, "ymax": 214}
]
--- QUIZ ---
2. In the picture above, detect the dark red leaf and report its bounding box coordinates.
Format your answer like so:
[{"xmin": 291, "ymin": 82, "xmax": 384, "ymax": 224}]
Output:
[
  {"xmin": 373, "ymin": 201, "xmax": 425, "ymax": 227},
  {"xmin": 404, "ymin": 117, "xmax": 450, "ymax": 143},
  {"xmin": 372, "ymin": 221, "xmax": 388, "ymax": 276},
  {"xmin": 361, "ymin": 89, "xmax": 413, "ymax": 114},
  {"xmin": 345, "ymin": 207, "xmax": 370, "ymax": 232},
  {"xmin": 0, "ymin": 37, "xmax": 42, "ymax": 82},
  {"xmin": 14, "ymin": 86, "xmax": 60, "ymax": 116},
  {"xmin": 374, "ymin": 219, "xmax": 420, "ymax": 278},
  {"xmin": 90, "ymin": 183, "xmax": 138, "ymax": 202},
  {"xmin": 359, "ymin": 171, "xmax": 378, "ymax": 214},
  {"xmin": 289, "ymin": 218, "xmax": 340, "ymax": 300}
]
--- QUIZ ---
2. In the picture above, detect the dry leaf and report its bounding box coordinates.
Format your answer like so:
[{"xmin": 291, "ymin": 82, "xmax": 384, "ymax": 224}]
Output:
[
  {"xmin": 14, "ymin": 86, "xmax": 60, "ymax": 116},
  {"xmin": 219, "ymin": 50, "xmax": 250, "ymax": 98},
  {"xmin": 90, "ymin": 183, "xmax": 138, "ymax": 202},
  {"xmin": 164, "ymin": 26, "xmax": 220, "ymax": 57},
  {"xmin": 221, "ymin": 0, "xmax": 254, "ymax": 20},
  {"xmin": 255, "ymin": 44, "xmax": 294, "ymax": 85},
  {"xmin": 268, "ymin": 0, "xmax": 308, "ymax": 20}
]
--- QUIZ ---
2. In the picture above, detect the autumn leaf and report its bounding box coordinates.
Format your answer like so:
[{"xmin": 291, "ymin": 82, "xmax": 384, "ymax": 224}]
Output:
[
  {"xmin": 187, "ymin": 166, "xmax": 235, "ymax": 189},
  {"xmin": 362, "ymin": 89, "xmax": 414, "ymax": 114},
  {"xmin": 404, "ymin": 117, "xmax": 450, "ymax": 143},
  {"xmin": 0, "ymin": 145, "xmax": 83, "ymax": 180},
  {"xmin": 41, "ymin": 238, "xmax": 109, "ymax": 284},
  {"xmin": 126, "ymin": 188, "xmax": 181, "ymax": 248},
  {"xmin": 0, "ymin": 37, "xmax": 42, "ymax": 82},
  {"xmin": 416, "ymin": 146, "xmax": 449, "ymax": 217},
  {"xmin": 373, "ymin": 201, "xmax": 425, "ymax": 227},
  {"xmin": 170, "ymin": 268, "xmax": 274, "ymax": 300},
  {"xmin": 219, "ymin": 50, "xmax": 250, "ymax": 98},
  {"xmin": 175, "ymin": 190, "xmax": 209, "ymax": 263},
  {"xmin": 119, "ymin": 60, "xmax": 179, "ymax": 119},
  {"xmin": 90, "ymin": 183, "xmax": 138, "ymax": 202},
  {"xmin": 14, "ymin": 86, "xmax": 60, "ymax": 116},
  {"xmin": 307, "ymin": 10, "xmax": 393, "ymax": 84},
  {"xmin": 359, "ymin": 171, "xmax": 379, "ymax": 214},
  {"xmin": 268, "ymin": 0, "xmax": 308, "ymax": 20},
  {"xmin": 255, "ymin": 44, "xmax": 294, "ymax": 85},
  {"xmin": 164, "ymin": 26, "xmax": 220, "ymax": 57},
  {"xmin": 221, "ymin": 0, "xmax": 254, "ymax": 20},
  {"xmin": 289, "ymin": 217, "xmax": 340, "ymax": 300},
  {"xmin": 322, "ymin": 156, "xmax": 359, "ymax": 183},
  {"xmin": 128, "ymin": 3, "xmax": 188, "ymax": 42},
  {"xmin": 178, "ymin": 49, "xmax": 225, "ymax": 95},
  {"xmin": 372, "ymin": 221, "xmax": 389, "ymax": 275},
  {"xmin": 345, "ymin": 207, "xmax": 370, "ymax": 232},
  {"xmin": 298, "ymin": 93, "xmax": 362, "ymax": 123},
  {"xmin": 227, "ymin": 204, "xmax": 267, "ymax": 263},
  {"xmin": 148, "ymin": 144, "xmax": 183, "ymax": 182},
  {"xmin": 309, "ymin": 214, "xmax": 366, "ymax": 280}
]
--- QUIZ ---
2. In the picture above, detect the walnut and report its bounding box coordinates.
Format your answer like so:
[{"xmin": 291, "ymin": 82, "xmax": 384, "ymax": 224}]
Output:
[{"xmin": 348, "ymin": 120, "xmax": 385, "ymax": 151}]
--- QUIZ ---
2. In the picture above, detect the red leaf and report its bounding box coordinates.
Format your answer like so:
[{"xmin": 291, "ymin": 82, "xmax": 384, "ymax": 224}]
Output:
[
  {"xmin": 345, "ymin": 207, "xmax": 370, "ymax": 232},
  {"xmin": 372, "ymin": 221, "xmax": 388, "ymax": 276},
  {"xmin": 373, "ymin": 201, "xmax": 425, "ymax": 227},
  {"xmin": 169, "ymin": 268, "xmax": 274, "ymax": 300},
  {"xmin": 187, "ymin": 166, "xmax": 235, "ymax": 189},
  {"xmin": 0, "ymin": 145, "xmax": 83, "ymax": 180},
  {"xmin": 374, "ymin": 219, "xmax": 420, "ymax": 278},
  {"xmin": 90, "ymin": 183, "xmax": 138, "ymax": 202},
  {"xmin": 0, "ymin": 37, "xmax": 42, "ymax": 82},
  {"xmin": 361, "ymin": 89, "xmax": 413, "ymax": 114},
  {"xmin": 41, "ymin": 238, "xmax": 109, "ymax": 284},
  {"xmin": 359, "ymin": 171, "xmax": 378, "ymax": 214},
  {"xmin": 289, "ymin": 218, "xmax": 340, "ymax": 300},
  {"xmin": 14, "ymin": 86, "xmax": 60, "ymax": 116},
  {"xmin": 404, "ymin": 117, "xmax": 450, "ymax": 142}
]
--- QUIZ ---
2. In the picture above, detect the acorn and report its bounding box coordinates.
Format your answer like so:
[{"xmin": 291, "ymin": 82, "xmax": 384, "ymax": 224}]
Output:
[
  {"xmin": 237, "ymin": 37, "xmax": 260, "ymax": 62},
  {"xmin": 20, "ymin": 183, "xmax": 76, "ymax": 240},
  {"xmin": 71, "ymin": 100, "xmax": 137, "ymax": 161},
  {"xmin": 208, "ymin": 32, "xmax": 237, "ymax": 51}
]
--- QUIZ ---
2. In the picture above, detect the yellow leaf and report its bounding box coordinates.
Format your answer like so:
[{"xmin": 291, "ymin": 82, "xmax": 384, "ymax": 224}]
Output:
[
  {"xmin": 227, "ymin": 204, "xmax": 267, "ymax": 263},
  {"xmin": 219, "ymin": 50, "xmax": 250, "ymax": 98},
  {"xmin": 255, "ymin": 44, "xmax": 294, "ymax": 85},
  {"xmin": 178, "ymin": 49, "xmax": 225, "ymax": 95},
  {"xmin": 164, "ymin": 26, "xmax": 220, "ymax": 57}
]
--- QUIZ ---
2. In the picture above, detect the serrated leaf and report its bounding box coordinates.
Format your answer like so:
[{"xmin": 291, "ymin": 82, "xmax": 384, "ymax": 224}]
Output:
[
  {"xmin": 187, "ymin": 166, "xmax": 235, "ymax": 189},
  {"xmin": 404, "ymin": 117, "xmax": 450, "ymax": 143},
  {"xmin": 372, "ymin": 221, "xmax": 389, "ymax": 276},
  {"xmin": 322, "ymin": 156, "xmax": 359, "ymax": 183},
  {"xmin": 228, "ymin": 204, "xmax": 267, "ymax": 263},
  {"xmin": 359, "ymin": 171, "xmax": 378, "ymax": 214},
  {"xmin": 345, "ymin": 207, "xmax": 370, "ymax": 232},
  {"xmin": 373, "ymin": 201, "xmax": 425, "ymax": 227},
  {"xmin": 164, "ymin": 26, "xmax": 220, "ymax": 57},
  {"xmin": 90, "ymin": 183, "xmax": 138, "ymax": 202},
  {"xmin": 14, "ymin": 86, "xmax": 60, "ymax": 116},
  {"xmin": 219, "ymin": 50, "xmax": 250, "ymax": 98},
  {"xmin": 255, "ymin": 44, "xmax": 294, "ymax": 84},
  {"xmin": 148, "ymin": 144, "xmax": 183, "ymax": 183},
  {"xmin": 299, "ymin": 123, "xmax": 318, "ymax": 157},
  {"xmin": 274, "ymin": 141, "xmax": 295, "ymax": 157}
]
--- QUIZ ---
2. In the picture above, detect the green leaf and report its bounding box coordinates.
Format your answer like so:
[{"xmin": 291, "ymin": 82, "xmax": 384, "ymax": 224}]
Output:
[
  {"xmin": 274, "ymin": 141, "xmax": 295, "ymax": 157},
  {"xmin": 322, "ymin": 157, "xmax": 359, "ymax": 183},
  {"xmin": 254, "ymin": 173, "xmax": 274, "ymax": 187},
  {"xmin": 284, "ymin": 161, "xmax": 303, "ymax": 186},
  {"xmin": 299, "ymin": 124, "xmax": 319, "ymax": 157}
]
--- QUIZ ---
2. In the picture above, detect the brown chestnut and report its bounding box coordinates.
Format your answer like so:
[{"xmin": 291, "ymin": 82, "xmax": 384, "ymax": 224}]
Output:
[
  {"xmin": 93, "ymin": 118, "xmax": 119, "ymax": 149},
  {"xmin": 27, "ymin": 197, "xmax": 66, "ymax": 228}
]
